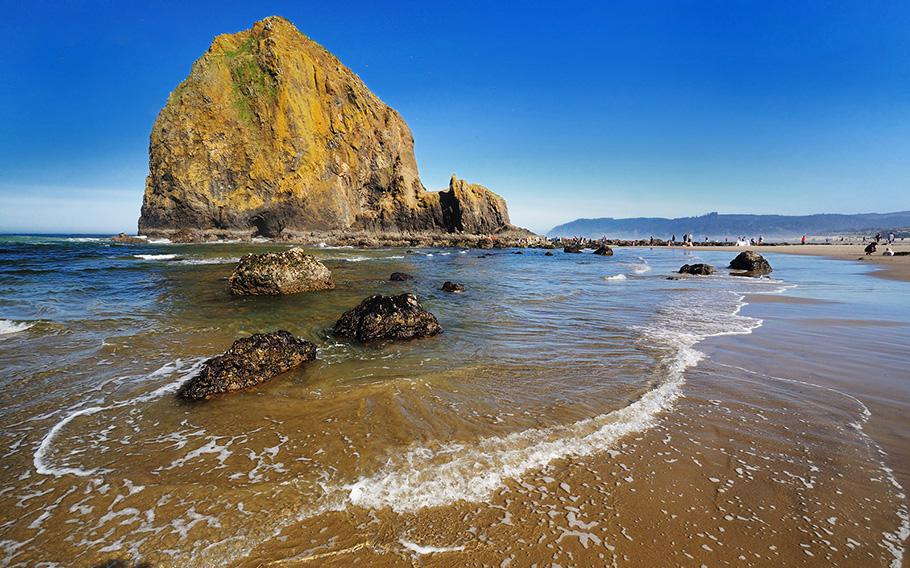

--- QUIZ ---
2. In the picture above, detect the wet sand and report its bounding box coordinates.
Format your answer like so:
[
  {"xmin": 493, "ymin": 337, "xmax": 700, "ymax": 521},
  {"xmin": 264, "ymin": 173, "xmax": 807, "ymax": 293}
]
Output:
[
  {"xmin": 236, "ymin": 301, "xmax": 910, "ymax": 567},
  {"xmin": 628, "ymin": 243, "xmax": 910, "ymax": 282},
  {"xmin": 1, "ymin": 240, "xmax": 907, "ymax": 567}
]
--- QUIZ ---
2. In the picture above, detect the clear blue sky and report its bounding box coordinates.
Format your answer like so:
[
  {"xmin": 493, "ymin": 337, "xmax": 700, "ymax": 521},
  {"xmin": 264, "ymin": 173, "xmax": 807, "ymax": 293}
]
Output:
[{"xmin": 1, "ymin": 1, "xmax": 908, "ymax": 234}]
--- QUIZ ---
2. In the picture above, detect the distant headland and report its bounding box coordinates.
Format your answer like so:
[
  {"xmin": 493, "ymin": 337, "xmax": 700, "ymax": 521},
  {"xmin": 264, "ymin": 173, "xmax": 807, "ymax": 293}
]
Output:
[{"xmin": 548, "ymin": 211, "xmax": 910, "ymax": 240}]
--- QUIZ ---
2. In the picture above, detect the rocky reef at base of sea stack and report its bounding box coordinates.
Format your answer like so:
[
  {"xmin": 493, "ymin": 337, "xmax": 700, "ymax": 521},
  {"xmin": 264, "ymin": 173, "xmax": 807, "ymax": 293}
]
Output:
[
  {"xmin": 178, "ymin": 331, "xmax": 317, "ymax": 400},
  {"xmin": 137, "ymin": 16, "xmax": 531, "ymax": 245}
]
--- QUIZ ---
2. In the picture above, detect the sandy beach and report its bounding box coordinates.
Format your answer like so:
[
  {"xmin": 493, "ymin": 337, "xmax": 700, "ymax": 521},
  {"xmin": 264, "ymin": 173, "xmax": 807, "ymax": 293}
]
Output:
[{"xmin": 626, "ymin": 243, "xmax": 910, "ymax": 282}]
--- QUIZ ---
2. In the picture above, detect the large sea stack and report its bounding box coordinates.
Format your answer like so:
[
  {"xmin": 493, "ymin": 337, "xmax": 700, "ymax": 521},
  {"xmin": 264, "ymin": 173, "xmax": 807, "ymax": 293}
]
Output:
[{"xmin": 139, "ymin": 16, "xmax": 521, "ymax": 242}]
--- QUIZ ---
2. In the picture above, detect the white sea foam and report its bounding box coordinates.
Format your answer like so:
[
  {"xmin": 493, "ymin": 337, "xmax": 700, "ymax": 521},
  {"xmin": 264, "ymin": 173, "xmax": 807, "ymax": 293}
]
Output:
[
  {"xmin": 399, "ymin": 539, "xmax": 465, "ymax": 554},
  {"xmin": 133, "ymin": 254, "xmax": 178, "ymax": 261},
  {"xmin": 630, "ymin": 257, "xmax": 651, "ymax": 274},
  {"xmin": 343, "ymin": 290, "xmax": 762, "ymax": 513},
  {"xmin": 0, "ymin": 320, "xmax": 33, "ymax": 335},
  {"xmin": 147, "ymin": 238, "xmax": 172, "ymax": 244},
  {"xmin": 176, "ymin": 257, "xmax": 240, "ymax": 266},
  {"xmin": 604, "ymin": 274, "xmax": 627, "ymax": 281},
  {"xmin": 33, "ymin": 359, "xmax": 204, "ymax": 477},
  {"xmin": 65, "ymin": 237, "xmax": 106, "ymax": 243},
  {"xmin": 343, "ymin": 256, "xmax": 370, "ymax": 262}
]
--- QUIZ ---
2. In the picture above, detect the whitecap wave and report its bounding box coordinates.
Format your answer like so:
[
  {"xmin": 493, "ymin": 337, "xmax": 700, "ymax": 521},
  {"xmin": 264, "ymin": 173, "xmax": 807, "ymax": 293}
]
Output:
[
  {"xmin": 0, "ymin": 319, "xmax": 34, "ymax": 335},
  {"xmin": 133, "ymin": 254, "xmax": 178, "ymax": 261},
  {"xmin": 604, "ymin": 274, "xmax": 627, "ymax": 281},
  {"xmin": 176, "ymin": 257, "xmax": 240, "ymax": 266}
]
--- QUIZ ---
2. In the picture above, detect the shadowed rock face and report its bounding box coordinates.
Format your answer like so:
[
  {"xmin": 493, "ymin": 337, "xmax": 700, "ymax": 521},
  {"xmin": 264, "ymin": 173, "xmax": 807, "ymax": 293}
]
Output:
[
  {"xmin": 593, "ymin": 245, "xmax": 613, "ymax": 256},
  {"xmin": 729, "ymin": 251, "xmax": 772, "ymax": 274},
  {"xmin": 229, "ymin": 247, "xmax": 333, "ymax": 295},
  {"xmin": 178, "ymin": 331, "xmax": 316, "ymax": 400},
  {"xmin": 332, "ymin": 293, "xmax": 441, "ymax": 342},
  {"xmin": 139, "ymin": 16, "xmax": 513, "ymax": 239}
]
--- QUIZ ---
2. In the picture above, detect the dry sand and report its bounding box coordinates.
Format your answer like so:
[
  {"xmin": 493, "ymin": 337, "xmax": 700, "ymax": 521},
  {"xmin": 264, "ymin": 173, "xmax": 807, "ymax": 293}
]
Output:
[{"xmin": 631, "ymin": 242, "xmax": 910, "ymax": 282}]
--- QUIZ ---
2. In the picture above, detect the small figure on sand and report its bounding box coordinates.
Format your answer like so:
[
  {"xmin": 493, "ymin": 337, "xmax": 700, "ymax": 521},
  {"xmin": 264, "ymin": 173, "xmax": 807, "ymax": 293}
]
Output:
[
  {"xmin": 865, "ymin": 242, "xmax": 877, "ymax": 255},
  {"xmin": 884, "ymin": 246, "xmax": 895, "ymax": 256},
  {"xmin": 801, "ymin": 234, "xmax": 807, "ymax": 245}
]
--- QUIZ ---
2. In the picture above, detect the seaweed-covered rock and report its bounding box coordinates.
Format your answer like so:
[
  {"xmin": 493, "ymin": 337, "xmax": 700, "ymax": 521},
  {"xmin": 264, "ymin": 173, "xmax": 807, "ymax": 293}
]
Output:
[
  {"xmin": 178, "ymin": 331, "xmax": 316, "ymax": 400},
  {"xmin": 679, "ymin": 263, "xmax": 716, "ymax": 275},
  {"xmin": 593, "ymin": 245, "xmax": 614, "ymax": 256},
  {"xmin": 564, "ymin": 245, "xmax": 583, "ymax": 253},
  {"xmin": 229, "ymin": 248, "xmax": 334, "ymax": 295},
  {"xmin": 729, "ymin": 251, "xmax": 772, "ymax": 274},
  {"xmin": 332, "ymin": 293, "xmax": 442, "ymax": 342},
  {"xmin": 390, "ymin": 272, "xmax": 414, "ymax": 281}
]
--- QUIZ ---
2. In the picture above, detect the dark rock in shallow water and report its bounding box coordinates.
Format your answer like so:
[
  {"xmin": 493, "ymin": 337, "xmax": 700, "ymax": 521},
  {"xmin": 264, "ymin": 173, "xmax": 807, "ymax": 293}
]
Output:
[
  {"xmin": 441, "ymin": 281, "xmax": 465, "ymax": 292},
  {"xmin": 679, "ymin": 263, "xmax": 716, "ymax": 275},
  {"xmin": 179, "ymin": 331, "xmax": 316, "ymax": 400},
  {"xmin": 390, "ymin": 272, "xmax": 414, "ymax": 281},
  {"xmin": 229, "ymin": 247, "xmax": 334, "ymax": 295},
  {"xmin": 564, "ymin": 245, "xmax": 583, "ymax": 254},
  {"xmin": 110, "ymin": 232, "xmax": 145, "ymax": 244},
  {"xmin": 593, "ymin": 245, "xmax": 614, "ymax": 256},
  {"xmin": 332, "ymin": 293, "xmax": 442, "ymax": 342},
  {"xmin": 545, "ymin": 251, "xmax": 554, "ymax": 256},
  {"xmin": 729, "ymin": 251, "xmax": 772, "ymax": 274}
]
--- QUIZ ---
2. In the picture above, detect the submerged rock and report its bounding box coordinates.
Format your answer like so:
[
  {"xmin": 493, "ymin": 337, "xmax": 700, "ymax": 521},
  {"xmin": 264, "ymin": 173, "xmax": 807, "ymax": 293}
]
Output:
[
  {"xmin": 441, "ymin": 281, "xmax": 465, "ymax": 292},
  {"xmin": 229, "ymin": 248, "xmax": 334, "ymax": 295},
  {"xmin": 332, "ymin": 293, "xmax": 442, "ymax": 342},
  {"xmin": 729, "ymin": 251, "xmax": 772, "ymax": 274},
  {"xmin": 179, "ymin": 331, "xmax": 316, "ymax": 400},
  {"xmin": 389, "ymin": 272, "xmax": 414, "ymax": 281},
  {"xmin": 679, "ymin": 263, "xmax": 716, "ymax": 275},
  {"xmin": 564, "ymin": 245, "xmax": 583, "ymax": 254},
  {"xmin": 545, "ymin": 251, "xmax": 554, "ymax": 256},
  {"xmin": 593, "ymin": 245, "xmax": 614, "ymax": 256}
]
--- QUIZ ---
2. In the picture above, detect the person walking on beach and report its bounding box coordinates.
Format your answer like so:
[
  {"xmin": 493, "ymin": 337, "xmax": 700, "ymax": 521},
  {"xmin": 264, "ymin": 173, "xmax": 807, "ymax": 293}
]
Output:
[
  {"xmin": 801, "ymin": 235, "xmax": 807, "ymax": 245},
  {"xmin": 865, "ymin": 242, "xmax": 877, "ymax": 255},
  {"xmin": 671, "ymin": 234, "xmax": 676, "ymax": 245},
  {"xmin": 889, "ymin": 232, "xmax": 895, "ymax": 244}
]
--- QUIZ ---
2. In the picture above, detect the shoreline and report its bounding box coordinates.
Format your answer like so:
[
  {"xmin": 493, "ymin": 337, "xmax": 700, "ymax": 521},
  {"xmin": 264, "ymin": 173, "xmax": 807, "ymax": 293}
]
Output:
[{"xmin": 620, "ymin": 243, "xmax": 910, "ymax": 282}]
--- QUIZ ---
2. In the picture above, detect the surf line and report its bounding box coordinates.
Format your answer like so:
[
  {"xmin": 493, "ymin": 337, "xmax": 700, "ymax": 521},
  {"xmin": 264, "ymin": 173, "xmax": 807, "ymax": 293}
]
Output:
[
  {"xmin": 713, "ymin": 361, "xmax": 909, "ymax": 568},
  {"xmin": 33, "ymin": 358, "xmax": 204, "ymax": 477}
]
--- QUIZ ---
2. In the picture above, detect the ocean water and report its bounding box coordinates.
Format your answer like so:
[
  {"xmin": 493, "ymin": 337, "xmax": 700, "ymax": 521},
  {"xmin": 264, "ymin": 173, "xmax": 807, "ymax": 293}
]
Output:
[{"xmin": 0, "ymin": 235, "xmax": 907, "ymax": 566}]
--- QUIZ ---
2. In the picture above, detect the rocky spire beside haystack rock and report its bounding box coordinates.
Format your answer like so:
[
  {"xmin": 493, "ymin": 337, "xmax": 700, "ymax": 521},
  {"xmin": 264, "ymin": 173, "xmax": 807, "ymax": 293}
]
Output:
[{"xmin": 138, "ymin": 16, "xmax": 522, "ymax": 241}]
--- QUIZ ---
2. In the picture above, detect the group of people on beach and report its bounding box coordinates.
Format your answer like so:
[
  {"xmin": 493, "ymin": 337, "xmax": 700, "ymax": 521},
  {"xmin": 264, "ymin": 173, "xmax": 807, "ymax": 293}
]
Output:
[{"xmin": 864, "ymin": 232, "xmax": 898, "ymax": 256}]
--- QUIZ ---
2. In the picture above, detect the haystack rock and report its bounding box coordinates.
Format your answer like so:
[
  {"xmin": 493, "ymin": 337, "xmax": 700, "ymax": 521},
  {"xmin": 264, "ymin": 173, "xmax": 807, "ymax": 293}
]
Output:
[{"xmin": 138, "ymin": 16, "xmax": 523, "ymax": 242}]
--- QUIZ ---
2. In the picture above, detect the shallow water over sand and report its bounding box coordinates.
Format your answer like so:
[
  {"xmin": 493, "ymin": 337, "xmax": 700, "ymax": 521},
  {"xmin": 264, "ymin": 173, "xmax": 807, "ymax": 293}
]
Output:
[{"xmin": 0, "ymin": 237, "xmax": 907, "ymax": 566}]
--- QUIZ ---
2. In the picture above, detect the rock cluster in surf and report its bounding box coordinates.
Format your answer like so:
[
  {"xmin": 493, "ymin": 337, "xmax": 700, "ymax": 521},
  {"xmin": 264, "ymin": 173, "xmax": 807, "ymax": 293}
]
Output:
[
  {"xmin": 679, "ymin": 263, "xmax": 716, "ymax": 275},
  {"xmin": 179, "ymin": 331, "xmax": 316, "ymax": 400},
  {"xmin": 332, "ymin": 293, "xmax": 442, "ymax": 342},
  {"xmin": 229, "ymin": 248, "xmax": 334, "ymax": 295},
  {"xmin": 729, "ymin": 251, "xmax": 773, "ymax": 274}
]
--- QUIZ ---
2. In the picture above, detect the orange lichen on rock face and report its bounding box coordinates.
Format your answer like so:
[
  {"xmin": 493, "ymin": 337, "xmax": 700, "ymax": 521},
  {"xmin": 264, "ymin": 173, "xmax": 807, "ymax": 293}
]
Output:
[{"xmin": 139, "ymin": 16, "xmax": 516, "ymax": 239}]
